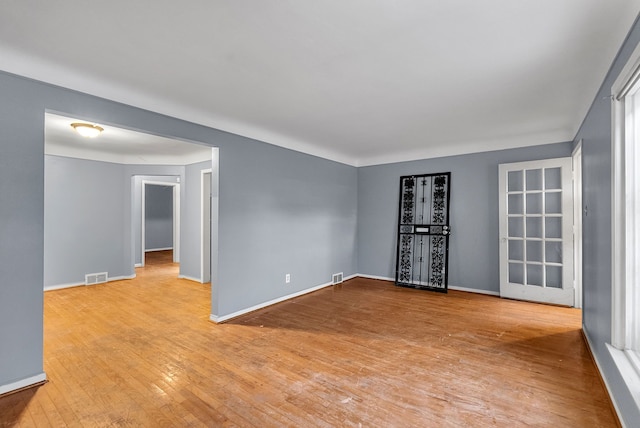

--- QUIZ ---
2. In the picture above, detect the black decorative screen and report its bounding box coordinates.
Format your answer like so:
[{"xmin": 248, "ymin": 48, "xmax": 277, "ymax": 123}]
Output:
[{"xmin": 395, "ymin": 172, "xmax": 451, "ymax": 292}]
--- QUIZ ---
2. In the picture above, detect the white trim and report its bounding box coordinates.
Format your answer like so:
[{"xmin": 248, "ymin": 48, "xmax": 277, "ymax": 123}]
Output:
[
  {"xmin": 145, "ymin": 247, "xmax": 173, "ymax": 252},
  {"xmin": 45, "ymin": 141, "xmax": 212, "ymax": 166},
  {"xmin": 141, "ymin": 180, "xmax": 181, "ymax": 266},
  {"xmin": 208, "ymin": 274, "xmax": 509, "ymax": 324},
  {"xmin": 178, "ymin": 274, "xmax": 203, "ymax": 283},
  {"xmin": 5, "ymin": 51, "xmax": 579, "ymax": 167},
  {"xmin": 210, "ymin": 281, "xmax": 333, "ymax": 323},
  {"xmin": 608, "ymin": 344, "xmax": 640, "ymax": 428},
  {"xmin": 572, "ymin": 141, "xmax": 583, "ymax": 309},
  {"xmin": 201, "ymin": 168, "xmax": 213, "ymax": 284},
  {"xmin": 210, "ymin": 277, "xmax": 357, "ymax": 323},
  {"xmin": 7, "ymin": 49, "xmax": 355, "ymax": 166},
  {"xmin": 612, "ymin": 89, "xmax": 627, "ymax": 349},
  {"xmin": 357, "ymin": 274, "xmax": 395, "ymax": 281},
  {"xmin": 448, "ymin": 285, "xmax": 500, "ymax": 296},
  {"xmin": 611, "ymin": 39, "xmax": 640, "ymax": 352},
  {"xmin": 173, "ymin": 185, "xmax": 180, "ymax": 264},
  {"xmin": 134, "ymin": 263, "xmax": 143, "ymax": 268},
  {"xmin": 0, "ymin": 372, "xmax": 47, "ymax": 396},
  {"xmin": 356, "ymin": 130, "xmax": 571, "ymax": 167},
  {"xmin": 613, "ymin": 41, "xmax": 640, "ymax": 101},
  {"xmin": 108, "ymin": 274, "xmax": 136, "ymax": 282},
  {"xmin": 140, "ymin": 180, "xmax": 146, "ymax": 266},
  {"xmin": 581, "ymin": 330, "xmax": 626, "ymax": 427},
  {"xmin": 624, "ymin": 91, "xmax": 640, "ymax": 353},
  {"xmin": 44, "ymin": 282, "xmax": 84, "ymax": 291},
  {"xmin": 611, "ymin": 41, "xmax": 640, "ymax": 343},
  {"xmin": 609, "ymin": 41, "xmax": 640, "ymax": 423},
  {"xmin": 208, "ymin": 274, "xmax": 502, "ymax": 324},
  {"xmin": 356, "ymin": 274, "xmax": 501, "ymax": 295},
  {"xmin": 44, "ymin": 274, "xmax": 135, "ymax": 291}
]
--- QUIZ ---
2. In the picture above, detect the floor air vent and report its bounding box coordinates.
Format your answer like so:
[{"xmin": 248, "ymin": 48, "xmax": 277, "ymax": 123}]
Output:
[
  {"xmin": 332, "ymin": 272, "xmax": 343, "ymax": 285},
  {"xmin": 85, "ymin": 272, "xmax": 108, "ymax": 285}
]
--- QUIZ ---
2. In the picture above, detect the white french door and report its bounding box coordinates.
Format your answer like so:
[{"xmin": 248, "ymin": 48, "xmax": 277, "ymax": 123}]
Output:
[{"xmin": 498, "ymin": 158, "xmax": 574, "ymax": 306}]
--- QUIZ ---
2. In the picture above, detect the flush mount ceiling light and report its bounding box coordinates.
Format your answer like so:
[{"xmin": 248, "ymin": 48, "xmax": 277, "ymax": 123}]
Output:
[{"xmin": 70, "ymin": 122, "xmax": 104, "ymax": 138}]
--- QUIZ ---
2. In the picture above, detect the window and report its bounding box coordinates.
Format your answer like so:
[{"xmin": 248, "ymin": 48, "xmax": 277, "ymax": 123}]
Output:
[{"xmin": 611, "ymin": 43, "xmax": 640, "ymax": 408}]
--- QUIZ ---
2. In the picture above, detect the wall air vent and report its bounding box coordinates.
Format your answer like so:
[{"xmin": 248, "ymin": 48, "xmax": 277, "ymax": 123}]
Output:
[
  {"xmin": 85, "ymin": 272, "xmax": 108, "ymax": 285},
  {"xmin": 332, "ymin": 272, "xmax": 343, "ymax": 285}
]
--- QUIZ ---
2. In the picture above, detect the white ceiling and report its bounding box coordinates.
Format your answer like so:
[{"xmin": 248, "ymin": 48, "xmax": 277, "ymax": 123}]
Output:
[
  {"xmin": 2, "ymin": 1, "xmax": 640, "ymax": 166},
  {"xmin": 45, "ymin": 113, "xmax": 212, "ymax": 165}
]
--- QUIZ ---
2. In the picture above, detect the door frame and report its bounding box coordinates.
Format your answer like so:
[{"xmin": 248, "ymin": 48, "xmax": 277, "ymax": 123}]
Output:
[
  {"xmin": 141, "ymin": 180, "xmax": 181, "ymax": 266},
  {"xmin": 572, "ymin": 141, "xmax": 583, "ymax": 308},
  {"xmin": 201, "ymin": 169, "xmax": 212, "ymax": 283}
]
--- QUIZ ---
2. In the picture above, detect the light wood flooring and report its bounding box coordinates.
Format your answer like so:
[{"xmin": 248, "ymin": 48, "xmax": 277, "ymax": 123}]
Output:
[{"xmin": 0, "ymin": 252, "xmax": 618, "ymax": 426}]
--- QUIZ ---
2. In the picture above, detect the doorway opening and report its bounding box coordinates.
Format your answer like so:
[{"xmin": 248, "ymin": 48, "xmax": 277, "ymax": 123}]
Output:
[
  {"xmin": 43, "ymin": 111, "xmax": 219, "ymax": 292},
  {"xmin": 141, "ymin": 181, "xmax": 180, "ymax": 268}
]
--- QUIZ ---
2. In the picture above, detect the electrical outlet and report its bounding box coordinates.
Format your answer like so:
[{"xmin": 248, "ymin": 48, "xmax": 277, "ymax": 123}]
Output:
[{"xmin": 285, "ymin": 274, "xmax": 291, "ymax": 283}]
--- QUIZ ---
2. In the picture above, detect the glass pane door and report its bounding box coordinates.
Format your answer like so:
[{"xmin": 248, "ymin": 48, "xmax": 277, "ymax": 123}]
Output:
[{"xmin": 499, "ymin": 159, "xmax": 574, "ymax": 306}]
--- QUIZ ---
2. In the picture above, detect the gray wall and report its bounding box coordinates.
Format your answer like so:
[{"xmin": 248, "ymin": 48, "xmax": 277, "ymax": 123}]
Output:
[
  {"xmin": 181, "ymin": 160, "xmax": 213, "ymax": 281},
  {"xmin": 44, "ymin": 155, "xmax": 126, "ymax": 287},
  {"xmin": 43, "ymin": 157, "xmax": 192, "ymax": 287},
  {"xmin": 0, "ymin": 75, "xmax": 45, "ymax": 386},
  {"xmin": 217, "ymin": 140, "xmax": 358, "ymax": 315},
  {"xmin": 0, "ymin": 70, "xmax": 358, "ymax": 391},
  {"xmin": 357, "ymin": 143, "xmax": 573, "ymax": 292},
  {"xmin": 144, "ymin": 184, "xmax": 173, "ymax": 251},
  {"xmin": 574, "ymin": 15, "xmax": 640, "ymax": 426}
]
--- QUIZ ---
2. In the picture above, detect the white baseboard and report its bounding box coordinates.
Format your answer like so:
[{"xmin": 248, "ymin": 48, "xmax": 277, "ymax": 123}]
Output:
[
  {"xmin": 178, "ymin": 274, "xmax": 203, "ymax": 283},
  {"xmin": 582, "ymin": 327, "xmax": 627, "ymax": 427},
  {"xmin": 134, "ymin": 263, "xmax": 143, "ymax": 268},
  {"xmin": 0, "ymin": 372, "xmax": 47, "ymax": 396},
  {"xmin": 208, "ymin": 274, "xmax": 498, "ymax": 324},
  {"xmin": 356, "ymin": 274, "xmax": 500, "ymax": 296},
  {"xmin": 211, "ymin": 273, "xmax": 360, "ymax": 323},
  {"xmin": 208, "ymin": 273, "xmax": 500, "ymax": 323},
  {"xmin": 211, "ymin": 280, "xmax": 336, "ymax": 323},
  {"xmin": 357, "ymin": 273, "xmax": 394, "ymax": 281},
  {"xmin": 145, "ymin": 247, "xmax": 173, "ymax": 252},
  {"xmin": 44, "ymin": 282, "xmax": 84, "ymax": 292},
  {"xmin": 109, "ymin": 274, "xmax": 136, "ymax": 282},
  {"xmin": 44, "ymin": 274, "xmax": 135, "ymax": 292},
  {"xmin": 448, "ymin": 285, "xmax": 500, "ymax": 296}
]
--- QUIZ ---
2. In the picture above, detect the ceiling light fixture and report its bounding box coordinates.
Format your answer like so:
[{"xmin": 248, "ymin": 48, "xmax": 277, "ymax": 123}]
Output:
[{"xmin": 70, "ymin": 122, "xmax": 104, "ymax": 138}]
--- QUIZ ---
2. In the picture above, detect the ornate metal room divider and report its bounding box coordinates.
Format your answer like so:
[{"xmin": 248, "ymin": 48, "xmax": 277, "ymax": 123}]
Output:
[{"xmin": 395, "ymin": 172, "xmax": 451, "ymax": 292}]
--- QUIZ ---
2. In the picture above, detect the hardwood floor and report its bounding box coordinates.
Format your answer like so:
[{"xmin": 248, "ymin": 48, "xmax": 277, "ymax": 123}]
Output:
[{"xmin": 1, "ymin": 256, "xmax": 617, "ymax": 426}]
